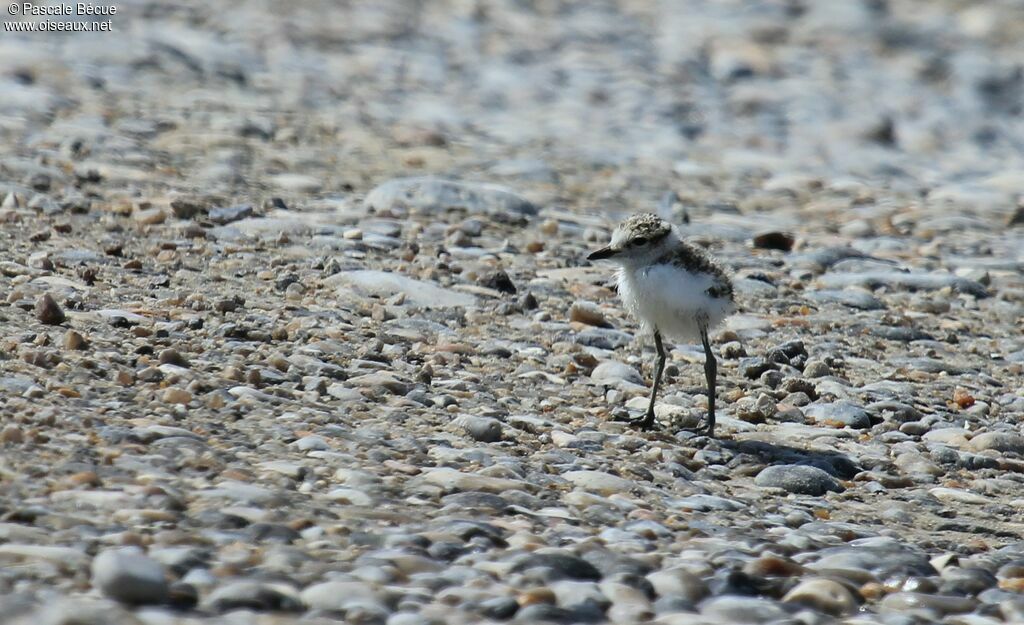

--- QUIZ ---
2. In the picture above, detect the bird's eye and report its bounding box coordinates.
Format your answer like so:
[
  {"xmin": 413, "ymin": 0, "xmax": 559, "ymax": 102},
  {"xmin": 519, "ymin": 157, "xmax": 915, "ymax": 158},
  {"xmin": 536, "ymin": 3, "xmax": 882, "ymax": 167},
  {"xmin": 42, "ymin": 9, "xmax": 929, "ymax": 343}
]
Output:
[{"xmin": 633, "ymin": 237, "xmax": 648, "ymax": 246}]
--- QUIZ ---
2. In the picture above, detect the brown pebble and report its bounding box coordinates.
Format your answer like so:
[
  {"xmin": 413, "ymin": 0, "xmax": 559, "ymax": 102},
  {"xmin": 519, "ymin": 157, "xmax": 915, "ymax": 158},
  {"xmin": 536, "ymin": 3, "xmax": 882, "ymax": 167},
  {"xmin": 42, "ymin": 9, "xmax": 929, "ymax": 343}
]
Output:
[
  {"xmin": 752, "ymin": 231, "xmax": 795, "ymax": 251},
  {"xmin": 64, "ymin": 471, "xmax": 101, "ymax": 487},
  {"xmin": 246, "ymin": 369, "xmax": 262, "ymax": 386},
  {"xmin": 744, "ymin": 554, "xmax": 805, "ymax": 577},
  {"xmin": 35, "ymin": 293, "xmax": 65, "ymax": 325},
  {"xmin": 134, "ymin": 207, "xmax": 167, "ymax": 225},
  {"xmin": 953, "ymin": 387, "xmax": 975, "ymax": 409},
  {"xmin": 162, "ymin": 388, "xmax": 192, "ymax": 405},
  {"xmin": 569, "ymin": 302, "xmax": 611, "ymax": 328},
  {"xmin": 63, "ymin": 330, "xmax": 87, "ymax": 350},
  {"xmin": 159, "ymin": 348, "xmax": 189, "ymax": 367},
  {"xmin": 518, "ymin": 587, "xmax": 556, "ymax": 606},
  {"xmin": 1, "ymin": 425, "xmax": 24, "ymax": 444}
]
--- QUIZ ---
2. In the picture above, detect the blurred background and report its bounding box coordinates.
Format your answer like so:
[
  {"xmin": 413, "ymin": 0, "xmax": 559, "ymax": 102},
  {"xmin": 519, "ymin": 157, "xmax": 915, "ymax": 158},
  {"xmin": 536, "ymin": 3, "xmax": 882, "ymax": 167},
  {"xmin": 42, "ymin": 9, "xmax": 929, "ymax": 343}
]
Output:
[{"xmin": 3, "ymin": 0, "xmax": 1024, "ymax": 220}]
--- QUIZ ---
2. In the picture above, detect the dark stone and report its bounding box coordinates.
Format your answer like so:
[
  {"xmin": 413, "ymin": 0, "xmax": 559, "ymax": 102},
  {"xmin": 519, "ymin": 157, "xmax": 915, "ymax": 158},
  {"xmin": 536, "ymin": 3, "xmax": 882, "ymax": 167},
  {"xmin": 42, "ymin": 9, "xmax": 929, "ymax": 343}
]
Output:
[
  {"xmin": 741, "ymin": 357, "xmax": 777, "ymax": 379},
  {"xmin": 510, "ymin": 552, "xmax": 602, "ymax": 581},
  {"xmin": 755, "ymin": 464, "xmax": 843, "ymax": 495},
  {"xmin": 479, "ymin": 270, "xmax": 517, "ymax": 294},
  {"xmin": 34, "ymin": 294, "xmax": 65, "ymax": 325},
  {"xmin": 480, "ymin": 596, "xmax": 519, "ymax": 619},
  {"xmin": 752, "ymin": 231, "xmax": 795, "ymax": 251}
]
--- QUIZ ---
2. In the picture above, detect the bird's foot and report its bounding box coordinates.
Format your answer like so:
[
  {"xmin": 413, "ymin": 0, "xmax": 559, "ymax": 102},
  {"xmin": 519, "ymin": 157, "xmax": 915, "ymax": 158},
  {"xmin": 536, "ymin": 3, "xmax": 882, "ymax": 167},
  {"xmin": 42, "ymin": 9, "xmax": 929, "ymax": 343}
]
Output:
[{"xmin": 613, "ymin": 411, "xmax": 658, "ymax": 431}]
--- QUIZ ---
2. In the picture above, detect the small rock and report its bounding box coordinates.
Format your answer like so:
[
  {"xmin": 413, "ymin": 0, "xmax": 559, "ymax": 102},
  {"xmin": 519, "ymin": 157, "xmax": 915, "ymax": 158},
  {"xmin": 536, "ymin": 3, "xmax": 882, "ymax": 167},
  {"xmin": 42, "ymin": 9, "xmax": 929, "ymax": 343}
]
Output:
[
  {"xmin": 35, "ymin": 294, "xmax": 65, "ymax": 325},
  {"xmin": 569, "ymin": 302, "xmax": 611, "ymax": 328},
  {"xmin": 701, "ymin": 596, "xmax": 790, "ymax": 622},
  {"xmin": 158, "ymin": 348, "xmax": 189, "ymax": 367},
  {"xmin": 647, "ymin": 567, "xmax": 708, "ymax": 603},
  {"xmin": 968, "ymin": 431, "xmax": 1024, "ymax": 454},
  {"xmin": 591, "ymin": 361, "xmax": 644, "ymax": 386},
  {"xmin": 326, "ymin": 270, "xmax": 477, "ymax": 308},
  {"xmin": 162, "ymin": 388, "xmax": 192, "ymax": 405},
  {"xmin": 1, "ymin": 425, "xmax": 24, "ymax": 444},
  {"xmin": 169, "ymin": 198, "xmax": 206, "ymax": 219},
  {"xmin": 63, "ymin": 330, "xmax": 87, "ymax": 350},
  {"xmin": 301, "ymin": 580, "xmax": 385, "ymax": 612},
  {"xmin": 510, "ymin": 551, "xmax": 602, "ymax": 581},
  {"xmin": 563, "ymin": 470, "xmax": 636, "ymax": 495},
  {"xmin": 721, "ymin": 341, "xmax": 746, "ymax": 358},
  {"xmin": 755, "ymin": 464, "xmax": 843, "ymax": 495},
  {"xmin": 91, "ymin": 547, "xmax": 169, "ymax": 605},
  {"xmin": 347, "ymin": 372, "xmax": 412, "ymax": 395},
  {"xmin": 326, "ymin": 487, "xmax": 373, "ymax": 506},
  {"xmin": 134, "ymin": 207, "xmax": 166, "ymax": 225},
  {"xmin": 803, "ymin": 359, "xmax": 831, "ymax": 378},
  {"xmin": 478, "ymin": 270, "xmax": 517, "ymax": 294},
  {"xmin": 782, "ymin": 578, "xmax": 858, "ymax": 616},
  {"xmin": 204, "ymin": 581, "xmax": 302, "ymax": 613},
  {"xmin": 805, "ymin": 401, "xmax": 870, "ymax": 429},
  {"xmin": 454, "ymin": 414, "xmax": 503, "ymax": 442},
  {"xmin": 752, "ymin": 231, "xmax": 795, "ymax": 251}
]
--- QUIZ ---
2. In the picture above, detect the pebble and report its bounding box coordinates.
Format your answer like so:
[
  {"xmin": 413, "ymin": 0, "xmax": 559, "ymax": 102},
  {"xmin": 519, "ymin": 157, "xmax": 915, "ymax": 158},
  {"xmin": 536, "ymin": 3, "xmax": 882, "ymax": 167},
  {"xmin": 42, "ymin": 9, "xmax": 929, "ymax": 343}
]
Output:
[
  {"xmin": 590, "ymin": 361, "xmax": 644, "ymax": 386},
  {"xmin": 804, "ymin": 401, "xmax": 871, "ymax": 429},
  {"xmin": 158, "ymin": 348, "xmax": 189, "ymax": 367},
  {"xmin": 90, "ymin": 547, "xmax": 169, "ymax": 605},
  {"xmin": 1, "ymin": 425, "xmax": 25, "ymax": 444},
  {"xmin": 34, "ymin": 293, "xmax": 65, "ymax": 325},
  {"xmin": 161, "ymin": 388, "xmax": 192, "ymax": 405},
  {"xmin": 327, "ymin": 270, "xmax": 477, "ymax": 308},
  {"xmin": 563, "ymin": 470, "xmax": 637, "ymax": 495},
  {"xmin": 453, "ymin": 414, "xmax": 503, "ymax": 442},
  {"xmin": 63, "ymin": 330, "xmax": 86, "ymax": 350},
  {"xmin": 782, "ymin": 577, "xmax": 858, "ymax": 615},
  {"xmin": 569, "ymin": 302, "xmax": 611, "ymax": 327},
  {"xmin": 510, "ymin": 551, "xmax": 602, "ymax": 581},
  {"xmin": 203, "ymin": 581, "xmax": 302, "ymax": 613},
  {"xmin": 754, "ymin": 464, "xmax": 843, "ymax": 495},
  {"xmin": 967, "ymin": 432, "xmax": 1024, "ymax": 455}
]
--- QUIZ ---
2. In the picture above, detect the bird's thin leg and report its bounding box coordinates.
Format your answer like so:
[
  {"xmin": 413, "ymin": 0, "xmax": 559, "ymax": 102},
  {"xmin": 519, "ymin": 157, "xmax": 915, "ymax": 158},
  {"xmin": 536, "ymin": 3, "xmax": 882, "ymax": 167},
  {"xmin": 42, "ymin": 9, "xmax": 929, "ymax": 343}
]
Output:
[
  {"xmin": 700, "ymin": 325, "xmax": 717, "ymax": 437},
  {"xmin": 635, "ymin": 330, "xmax": 666, "ymax": 430},
  {"xmin": 613, "ymin": 330, "xmax": 666, "ymax": 431}
]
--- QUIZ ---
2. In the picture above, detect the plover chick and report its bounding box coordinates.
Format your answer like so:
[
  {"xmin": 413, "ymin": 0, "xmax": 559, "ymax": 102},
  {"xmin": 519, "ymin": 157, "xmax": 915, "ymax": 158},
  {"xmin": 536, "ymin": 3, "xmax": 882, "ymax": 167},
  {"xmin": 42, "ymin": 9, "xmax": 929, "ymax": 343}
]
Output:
[{"xmin": 588, "ymin": 213, "xmax": 734, "ymax": 436}]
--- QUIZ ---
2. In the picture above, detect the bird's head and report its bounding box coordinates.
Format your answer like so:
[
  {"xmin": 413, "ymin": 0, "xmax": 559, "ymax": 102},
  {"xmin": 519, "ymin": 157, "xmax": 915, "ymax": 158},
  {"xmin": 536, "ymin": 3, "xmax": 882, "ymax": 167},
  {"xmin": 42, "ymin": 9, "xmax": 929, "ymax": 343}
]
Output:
[{"xmin": 587, "ymin": 213, "xmax": 675, "ymax": 265}]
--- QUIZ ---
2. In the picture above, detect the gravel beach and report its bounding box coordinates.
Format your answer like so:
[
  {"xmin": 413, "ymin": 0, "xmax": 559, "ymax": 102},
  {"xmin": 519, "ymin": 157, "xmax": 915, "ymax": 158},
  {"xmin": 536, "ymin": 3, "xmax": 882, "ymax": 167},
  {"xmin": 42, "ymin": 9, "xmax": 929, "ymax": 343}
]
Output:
[{"xmin": 2, "ymin": 1, "xmax": 1024, "ymax": 623}]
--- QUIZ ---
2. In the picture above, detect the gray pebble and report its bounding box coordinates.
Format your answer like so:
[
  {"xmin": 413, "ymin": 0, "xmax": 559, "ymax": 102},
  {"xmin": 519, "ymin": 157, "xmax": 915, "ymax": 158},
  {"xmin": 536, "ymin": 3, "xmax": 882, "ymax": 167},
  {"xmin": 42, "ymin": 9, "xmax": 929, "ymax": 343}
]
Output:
[
  {"xmin": 755, "ymin": 464, "xmax": 843, "ymax": 495},
  {"xmin": 90, "ymin": 547, "xmax": 169, "ymax": 605}
]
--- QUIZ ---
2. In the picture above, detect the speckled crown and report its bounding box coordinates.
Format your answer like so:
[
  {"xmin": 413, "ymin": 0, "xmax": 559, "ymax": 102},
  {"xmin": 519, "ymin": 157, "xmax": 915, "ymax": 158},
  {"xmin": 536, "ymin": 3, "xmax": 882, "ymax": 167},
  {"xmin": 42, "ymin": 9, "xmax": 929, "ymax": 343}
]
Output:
[{"xmin": 620, "ymin": 213, "xmax": 672, "ymax": 240}]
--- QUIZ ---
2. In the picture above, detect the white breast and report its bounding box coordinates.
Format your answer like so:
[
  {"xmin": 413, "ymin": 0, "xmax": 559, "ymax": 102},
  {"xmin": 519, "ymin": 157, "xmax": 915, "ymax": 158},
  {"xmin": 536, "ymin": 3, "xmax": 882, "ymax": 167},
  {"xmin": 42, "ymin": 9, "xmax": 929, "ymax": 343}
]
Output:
[{"xmin": 617, "ymin": 264, "xmax": 733, "ymax": 341}]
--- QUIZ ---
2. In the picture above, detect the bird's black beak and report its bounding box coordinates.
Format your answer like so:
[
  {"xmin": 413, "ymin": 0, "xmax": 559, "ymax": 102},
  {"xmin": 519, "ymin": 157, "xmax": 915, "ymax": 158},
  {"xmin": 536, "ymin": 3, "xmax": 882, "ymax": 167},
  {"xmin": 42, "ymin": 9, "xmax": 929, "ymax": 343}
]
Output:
[{"xmin": 587, "ymin": 246, "xmax": 617, "ymax": 261}]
